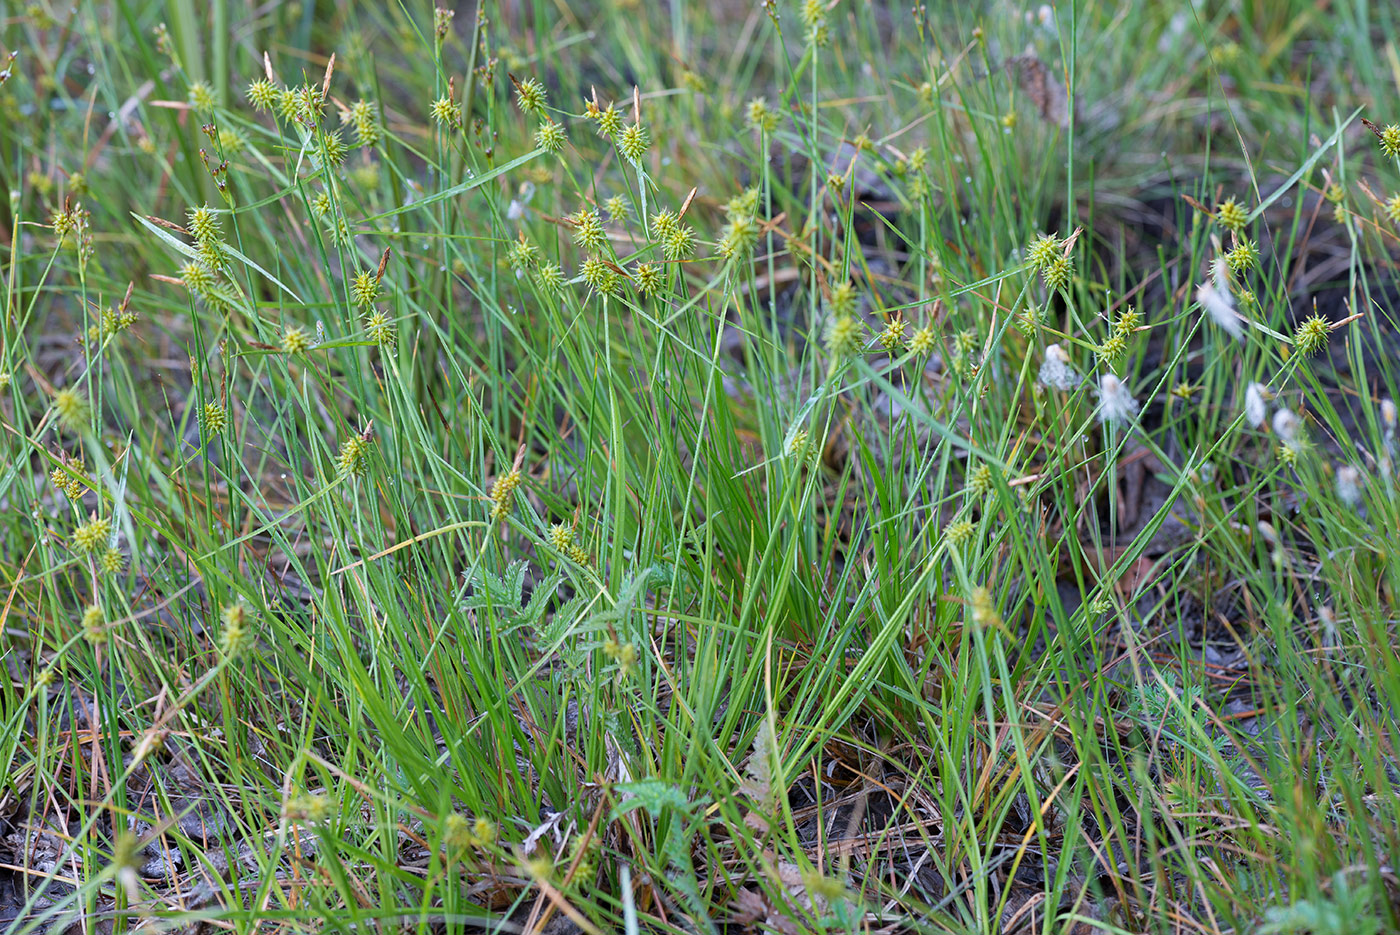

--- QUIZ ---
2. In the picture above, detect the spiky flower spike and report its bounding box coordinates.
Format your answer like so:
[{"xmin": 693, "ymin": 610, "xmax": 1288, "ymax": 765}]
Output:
[
  {"xmin": 514, "ymin": 77, "xmax": 546, "ymax": 115},
  {"xmin": 1293, "ymin": 314, "xmax": 1330, "ymax": 357},
  {"xmin": 535, "ymin": 119, "xmax": 566, "ymax": 153},
  {"xmin": 618, "ymin": 123, "xmax": 649, "ymax": 162},
  {"xmin": 1216, "ymin": 197, "xmax": 1248, "ymax": 234}
]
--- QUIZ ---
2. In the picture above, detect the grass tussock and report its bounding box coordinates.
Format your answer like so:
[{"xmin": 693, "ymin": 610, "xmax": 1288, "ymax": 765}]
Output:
[{"xmin": 2, "ymin": 1, "xmax": 1400, "ymax": 932}]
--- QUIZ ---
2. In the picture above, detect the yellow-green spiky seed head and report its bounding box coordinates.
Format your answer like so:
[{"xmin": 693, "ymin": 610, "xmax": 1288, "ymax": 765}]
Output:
[
  {"xmin": 196, "ymin": 236, "xmax": 228, "ymax": 271},
  {"xmin": 53, "ymin": 388, "xmax": 89, "ymax": 431},
  {"xmin": 72, "ymin": 516, "xmax": 110, "ymax": 553},
  {"xmin": 286, "ymin": 792, "xmax": 332, "ymax": 823},
  {"xmin": 220, "ymin": 602, "xmax": 252, "ymax": 656},
  {"xmin": 650, "ymin": 209, "xmax": 678, "ymax": 239},
  {"xmin": 217, "ymin": 127, "xmax": 247, "ymax": 153},
  {"xmin": 187, "ymin": 81, "xmax": 216, "ymax": 114},
  {"xmin": 571, "ymin": 209, "xmax": 606, "ymax": 254},
  {"xmin": 634, "ymin": 262, "xmax": 663, "ymax": 296},
  {"xmin": 547, "ymin": 523, "xmax": 574, "ymax": 551},
  {"xmin": 800, "ymin": 0, "xmax": 829, "ymax": 46},
  {"xmin": 1114, "ymin": 306, "xmax": 1142, "ymax": 337},
  {"xmin": 788, "ymin": 430, "xmax": 809, "ymax": 456},
  {"xmin": 336, "ymin": 435, "xmax": 370, "ymax": 477},
  {"xmin": 746, "ymin": 97, "xmax": 780, "ymax": 133},
  {"xmin": 1226, "ymin": 239, "xmax": 1258, "ymax": 275},
  {"xmin": 317, "ymin": 129, "xmax": 347, "ymax": 167},
  {"xmin": 604, "ymin": 195, "xmax": 629, "ymax": 221},
  {"xmin": 489, "ymin": 469, "xmax": 522, "ymax": 520},
  {"xmin": 969, "ymin": 586, "xmax": 1003, "ymax": 631},
  {"xmin": 349, "ymin": 161, "xmax": 379, "ymax": 190},
  {"xmin": 1026, "ymin": 233, "xmax": 1060, "ymax": 270},
  {"xmin": 280, "ymin": 326, "xmax": 312, "ymax": 354},
  {"xmin": 954, "ymin": 329, "xmax": 979, "ymax": 356},
  {"xmin": 51, "ymin": 207, "xmax": 76, "ymax": 238},
  {"xmin": 581, "ymin": 256, "xmax": 620, "ymax": 295},
  {"xmin": 246, "ymin": 78, "xmax": 278, "ymax": 111},
  {"xmin": 718, "ymin": 215, "xmax": 759, "ymax": 260},
  {"xmin": 852, "ymin": 132, "xmax": 873, "ymax": 153},
  {"xmin": 1217, "ymin": 197, "xmax": 1248, "ymax": 233},
  {"xmin": 99, "ymin": 547, "xmax": 125, "ymax": 576},
  {"xmin": 535, "ymin": 263, "xmax": 565, "ymax": 292},
  {"xmin": 878, "ymin": 319, "xmax": 907, "ymax": 350},
  {"xmin": 1014, "ymin": 305, "xmax": 1041, "ymax": 337},
  {"xmin": 351, "ymin": 269, "xmax": 379, "ymax": 306},
  {"xmin": 276, "ymin": 86, "xmax": 301, "ymax": 124},
  {"xmin": 515, "ymin": 77, "xmax": 547, "ymax": 115},
  {"xmin": 909, "ymin": 326, "xmax": 935, "ymax": 355},
  {"xmin": 1042, "ymin": 253, "xmax": 1072, "ymax": 290},
  {"xmin": 81, "ymin": 604, "xmax": 104, "ymax": 642},
  {"xmin": 443, "ymin": 813, "xmax": 471, "ymax": 852},
  {"xmin": 365, "ymin": 310, "xmax": 395, "ymax": 346},
  {"xmin": 830, "ymin": 281, "xmax": 857, "ymax": 317},
  {"xmin": 594, "ymin": 102, "xmax": 623, "ymax": 138},
  {"xmin": 326, "ymin": 214, "xmax": 352, "ymax": 248},
  {"xmin": 1387, "ymin": 194, "xmax": 1400, "ymax": 225},
  {"xmin": 430, "ymin": 96, "xmax": 462, "ymax": 127},
  {"xmin": 1379, "ymin": 124, "xmax": 1400, "ymax": 160},
  {"xmin": 507, "ymin": 235, "xmax": 540, "ymax": 271},
  {"xmin": 618, "ymin": 122, "xmax": 649, "ymax": 162},
  {"xmin": 966, "ymin": 463, "xmax": 994, "ymax": 497},
  {"xmin": 662, "ymin": 224, "xmax": 695, "ymax": 261},
  {"xmin": 291, "ymin": 84, "xmax": 323, "ymax": 124},
  {"xmin": 202, "ymin": 402, "xmax": 228, "ymax": 434},
  {"xmin": 1293, "ymin": 314, "xmax": 1330, "ymax": 357},
  {"xmin": 1096, "ymin": 333, "xmax": 1128, "ymax": 363},
  {"xmin": 723, "ymin": 187, "xmax": 760, "ymax": 221},
  {"xmin": 943, "ymin": 518, "xmax": 975, "ymax": 547},
  {"xmin": 180, "ymin": 261, "xmax": 217, "ymax": 296},
  {"xmin": 310, "ymin": 191, "xmax": 332, "ymax": 217},
  {"xmin": 187, "ymin": 204, "xmax": 221, "ymax": 245},
  {"xmin": 535, "ymin": 118, "xmax": 566, "ymax": 153},
  {"xmin": 345, "ymin": 99, "xmax": 380, "ymax": 144},
  {"xmin": 825, "ymin": 315, "xmax": 863, "ymax": 357}
]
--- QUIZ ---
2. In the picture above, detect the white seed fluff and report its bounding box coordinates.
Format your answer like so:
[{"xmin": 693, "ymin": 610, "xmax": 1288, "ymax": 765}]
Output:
[
  {"xmin": 1037, "ymin": 343, "xmax": 1081, "ymax": 391},
  {"xmin": 1335, "ymin": 465, "xmax": 1362, "ymax": 507},
  {"xmin": 1244, "ymin": 382, "xmax": 1269, "ymax": 428},
  {"xmin": 1273, "ymin": 407, "xmax": 1301, "ymax": 444},
  {"xmin": 1097, "ymin": 374, "xmax": 1139, "ymax": 426},
  {"xmin": 1198, "ymin": 258, "xmax": 1243, "ymax": 339}
]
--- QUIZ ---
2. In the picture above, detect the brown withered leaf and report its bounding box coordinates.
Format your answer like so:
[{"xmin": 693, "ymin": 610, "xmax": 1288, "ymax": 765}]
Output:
[{"xmin": 1004, "ymin": 49, "xmax": 1070, "ymax": 129}]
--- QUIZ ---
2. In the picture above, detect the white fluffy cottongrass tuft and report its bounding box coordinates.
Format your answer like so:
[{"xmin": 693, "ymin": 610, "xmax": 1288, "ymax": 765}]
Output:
[
  {"xmin": 1244, "ymin": 382, "xmax": 1270, "ymax": 428},
  {"xmin": 1335, "ymin": 465, "xmax": 1363, "ymax": 507},
  {"xmin": 1272, "ymin": 407, "xmax": 1301, "ymax": 444},
  {"xmin": 1197, "ymin": 258, "xmax": 1243, "ymax": 339},
  {"xmin": 1037, "ymin": 344, "xmax": 1081, "ymax": 391},
  {"xmin": 1097, "ymin": 374, "xmax": 1139, "ymax": 426}
]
